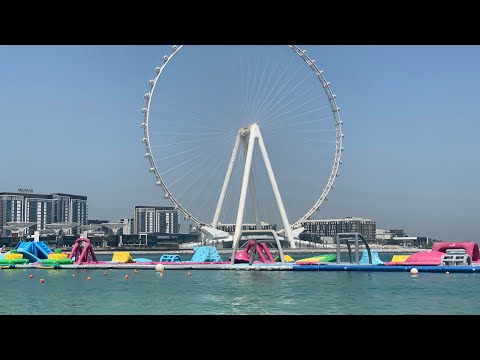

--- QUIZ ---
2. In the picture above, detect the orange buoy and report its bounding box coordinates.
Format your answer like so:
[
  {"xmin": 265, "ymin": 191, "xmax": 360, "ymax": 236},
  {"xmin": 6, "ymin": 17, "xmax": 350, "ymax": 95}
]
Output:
[{"xmin": 87, "ymin": 276, "xmax": 92, "ymax": 281}]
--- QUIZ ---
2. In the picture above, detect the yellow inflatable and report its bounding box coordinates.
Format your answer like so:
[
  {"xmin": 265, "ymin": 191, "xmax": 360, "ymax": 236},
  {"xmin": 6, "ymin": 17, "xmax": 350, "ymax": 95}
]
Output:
[
  {"xmin": 111, "ymin": 252, "xmax": 134, "ymax": 263},
  {"xmin": 390, "ymin": 254, "xmax": 410, "ymax": 263}
]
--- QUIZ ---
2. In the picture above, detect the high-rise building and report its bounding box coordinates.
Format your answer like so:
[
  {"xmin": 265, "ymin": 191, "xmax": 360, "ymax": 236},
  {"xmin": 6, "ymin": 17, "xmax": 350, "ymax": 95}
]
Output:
[
  {"xmin": 25, "ymin": 194, "xmax": 53, "ymax": 232},
  {"xmin": 1, "ymin": 193, "xmax": 26, "ymax": 230},
  {"xmin": 51, "ymin": 193, "xmax": 88, "ymax": 226},
  {"xmin": 0, "ymin": 191, "xmax": 87, "ymax": 236},
  {"xmin": 134, "ymin": 206, "xmax": 179, "ymax": 234}
]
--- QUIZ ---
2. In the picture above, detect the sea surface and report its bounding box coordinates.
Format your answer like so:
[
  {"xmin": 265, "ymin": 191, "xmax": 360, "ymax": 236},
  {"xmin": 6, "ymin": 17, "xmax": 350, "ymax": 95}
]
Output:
[{"xmin": 1, "ymin": 251, "xmax": 480, "ymax": 315}]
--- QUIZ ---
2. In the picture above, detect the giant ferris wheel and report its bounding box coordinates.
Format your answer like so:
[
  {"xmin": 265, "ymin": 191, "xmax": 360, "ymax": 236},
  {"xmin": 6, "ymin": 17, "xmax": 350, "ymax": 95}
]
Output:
[{"xmin": 140, "ymin": 45, "xmax": 344, "ymax": 246}]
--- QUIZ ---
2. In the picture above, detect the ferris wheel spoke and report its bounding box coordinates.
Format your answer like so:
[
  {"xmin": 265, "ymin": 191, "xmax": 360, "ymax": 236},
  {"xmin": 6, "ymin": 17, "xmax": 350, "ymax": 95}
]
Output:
[
  {"xmin": 246, "ymin": 47, "xmax": 278, "ymax": 122},
  {"xmin": 178, "ymin": 141, "xmax": 235, "ymax": 220},
  {"xmin": 283, "ymin": 115, "xmax": 333, "ymax": 127},
  {"xmin": 262, "ymin": 90, "xmax": 327, "ymax": 128},
  {"xmin": 163, "ymin": 137, "xmax": 233, "ymax": 188},
  {"xmin": 253, "ymin": 71, "xmax": 315, "ymax": 125},
  {"xmin": 252, "ymin": 59, "xmax": 307, "ymax": 122},
  {"xmin": 248, "ymin": 50, "xmax": 298, "ymax": 124},
  {"xmin": 151, "ymin": 138, "xmax": 215, "ymax": 148}
]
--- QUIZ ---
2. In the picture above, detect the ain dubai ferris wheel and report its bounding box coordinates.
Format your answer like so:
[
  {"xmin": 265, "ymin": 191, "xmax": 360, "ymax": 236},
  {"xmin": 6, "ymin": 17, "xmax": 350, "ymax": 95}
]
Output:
[{"xmin": 140, "ymin": 45, "xmax": 344, "ymax": 248}]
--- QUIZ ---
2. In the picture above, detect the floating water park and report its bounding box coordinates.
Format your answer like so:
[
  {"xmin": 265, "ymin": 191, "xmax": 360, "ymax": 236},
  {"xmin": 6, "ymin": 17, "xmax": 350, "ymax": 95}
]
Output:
[
  {"xmin": 1, "ymin": 46, "xmax": 473, "ymax": 277},
  {"xmin": 2, "ymin": 231, "xmax": 480, "ymax": 274}
]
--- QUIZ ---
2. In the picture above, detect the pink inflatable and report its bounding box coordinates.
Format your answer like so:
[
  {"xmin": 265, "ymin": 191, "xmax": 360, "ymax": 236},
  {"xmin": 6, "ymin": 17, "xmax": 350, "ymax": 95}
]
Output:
[
  {"xmin": 230, "ymin": 240, "xmax": 275, "ymax": 264},
  {"xmin": 69, "ymin": 237, "xmax": 98, "ymax": 265},
  {"xmin": 385, "ymin": 242, "xmax": 479, "ymax": 266}
]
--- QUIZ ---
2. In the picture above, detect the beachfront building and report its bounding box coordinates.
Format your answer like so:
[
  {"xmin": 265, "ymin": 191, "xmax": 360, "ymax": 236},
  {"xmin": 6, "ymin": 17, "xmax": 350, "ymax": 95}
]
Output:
[
  {"xmin": 134, "ymin": 206, "xmax": 179, "ymax": 234},
  {"xmin": 376, "ymin": 229, "xmax": 434, "ymax": 248},
  {"xmin": 216, "ymin": 222, "xmax": 276, "ymax": 234},
  {"xmin": 300, "ymin": 216, "xmax": 377, "ymax": 243},
  {"xmin": 376, "ymin": 229, "xmax": 405, "ymax": 243},
  {"xmin": 86, "ymin": 219, "xmax": 109, "ymax": 236},
  {"xmin": 0, "ymin": 191, "xmax": 87, "ymax": 237},
  {"xmin": 84, "ymin": 218, "xmax": 134, "ymax": 236},
  {"xmin": 119, "ymin": 218, "xmax": 134, "ymax": 235}
]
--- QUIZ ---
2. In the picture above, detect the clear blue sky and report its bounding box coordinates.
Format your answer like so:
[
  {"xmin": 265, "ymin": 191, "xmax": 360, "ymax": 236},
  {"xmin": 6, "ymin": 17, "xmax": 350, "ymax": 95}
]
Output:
[{"xmin": 0, "ymin": 45, "xmax": 478, "ymax": 242}]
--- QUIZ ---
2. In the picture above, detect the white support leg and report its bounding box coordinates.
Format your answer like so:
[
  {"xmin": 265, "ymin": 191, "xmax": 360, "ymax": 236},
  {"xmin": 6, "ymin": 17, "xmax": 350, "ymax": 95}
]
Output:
[
  {"xmin": 226, "ymin": 123, "xmax": 296, "ymax": 265},
  {"xmin": 255, "ymin": 125, "xmax": 296, "ymax": 248},
  {"xmin": 212, "ymin": 132, "xmax": 242, "ymax": 229},
  {"xmin": 249, "ymin": 176, "xmax": 262, "ymax": 231},
  {"xmin": 244, "ymin": 135, "xmax": 262, "ymax": 231},
  {"xmin": 231, "ymin": 129, "xmax": 256, "ymax": 265}
]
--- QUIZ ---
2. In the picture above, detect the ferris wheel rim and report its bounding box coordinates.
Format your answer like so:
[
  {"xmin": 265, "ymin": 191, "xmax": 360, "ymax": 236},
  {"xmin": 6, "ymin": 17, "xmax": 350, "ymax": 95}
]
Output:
[{"xmin": 141, "ymin": 45, "xmax": 344, "ymax": 230}]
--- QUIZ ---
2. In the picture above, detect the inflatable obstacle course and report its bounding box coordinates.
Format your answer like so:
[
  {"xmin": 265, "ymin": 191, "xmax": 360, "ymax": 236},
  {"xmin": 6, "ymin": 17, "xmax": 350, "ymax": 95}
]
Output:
[
  {"xmin": 5, "ymin": 252, "xmax": 23, "ymax": 260},
  {"xmin": 390, "ymin": 254, "xmax": 410, "ymax": 263},
  {"xmin": 190, "ymin": 246, "xmax": 223, "ymax": 262},
  {"xmin": 111, "ymin": 252, "xmax": 134, "ymax": 263},
  {"xmin": 2, "ymin": 240, "xmax": 56, "ymax": 264},
  {"xmin": 231, "ymin": 240, "xmax": 276, "ymax": 264},
  {"xmin": 69, "ymin": 238, "xmax": 98, "ymax": 264},
  {"xmin": 157, "ymin": 247, "xmax": 223, "ymax": 263},
  {"xmin": 274, "ymin": 254, "xmax": 295, "ymax": 262},
  {"xmin": 160, "ymin": 254, "xmax": 182, "ymax": 262},
  {"xmin": 15, "ymin": 241, "xmax": 52, "ymax": 259},
  {"xmin": 0, "ymin": 250, "xmax": 29, "ymax": 265},
  {"xmin": 41, "ymin": 249, "xmax": 74, "ymax": 266},
  {"xmin": 48, "ymin": 250, "xmax": 68, "ymax": 259},
  {"xmin": 360, "ymin": 249, "xmax": 384, "ymax": 265},
  {"xmin": 296, "ymin": 254, "xmax": 336, "ymax": 265}
]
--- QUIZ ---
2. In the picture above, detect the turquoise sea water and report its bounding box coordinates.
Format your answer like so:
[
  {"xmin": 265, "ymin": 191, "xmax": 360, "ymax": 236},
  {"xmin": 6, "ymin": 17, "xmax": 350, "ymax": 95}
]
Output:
[{"xmin": 2, "ymin": 252, "xmax": 480, "ymax": 315}]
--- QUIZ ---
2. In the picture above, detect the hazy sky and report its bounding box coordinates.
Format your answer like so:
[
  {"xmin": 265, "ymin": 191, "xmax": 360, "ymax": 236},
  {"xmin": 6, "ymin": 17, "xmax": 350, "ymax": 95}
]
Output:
[{"xmin": 0, "ymin": 45, "xmax": 478, "ymax": 242}]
